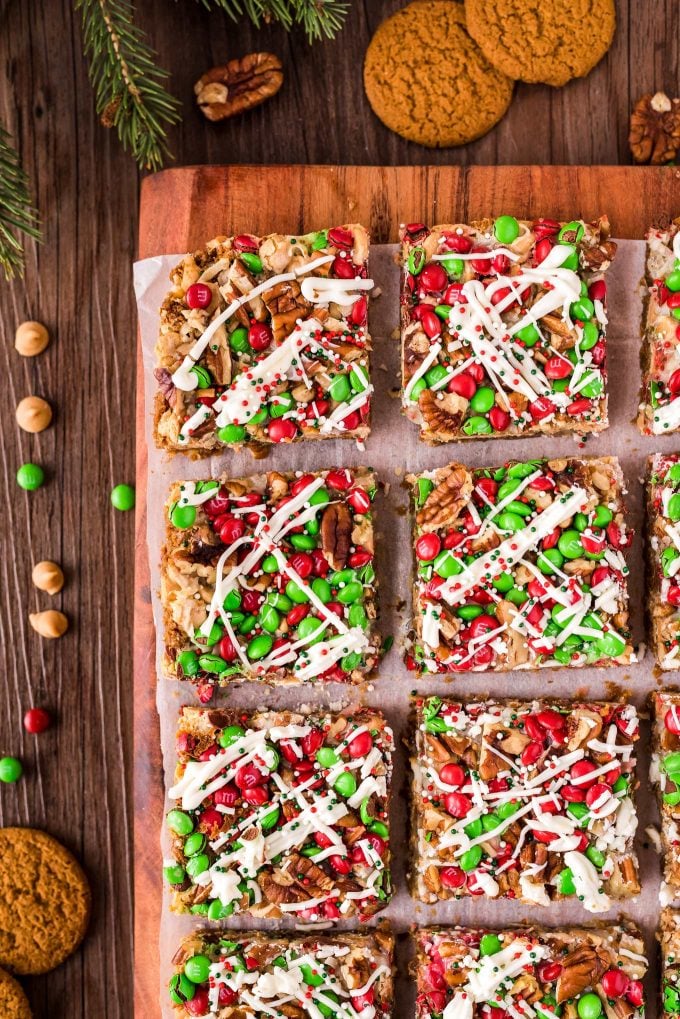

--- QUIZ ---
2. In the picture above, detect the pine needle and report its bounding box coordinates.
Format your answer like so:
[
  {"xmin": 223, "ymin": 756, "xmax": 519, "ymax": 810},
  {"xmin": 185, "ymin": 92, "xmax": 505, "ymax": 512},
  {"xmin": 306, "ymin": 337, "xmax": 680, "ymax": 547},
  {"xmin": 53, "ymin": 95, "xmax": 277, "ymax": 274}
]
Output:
[
  {"xmin": 187, "ymin": 0, "xmax": 349, "ymax": 42},
  {"xmin": 0, "ymin": 127, "xmax": 42, "ymax": 282},
  {"xmin": 75, "ymin": 0, "xmax": 181, "ymax": 171}
]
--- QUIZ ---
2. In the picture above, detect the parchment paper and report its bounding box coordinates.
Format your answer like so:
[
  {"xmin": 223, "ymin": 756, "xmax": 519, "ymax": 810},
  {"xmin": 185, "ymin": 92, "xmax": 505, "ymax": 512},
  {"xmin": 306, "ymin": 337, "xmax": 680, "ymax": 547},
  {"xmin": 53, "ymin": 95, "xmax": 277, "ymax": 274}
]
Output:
[{"xmin": 134, "ymin": 241, "xmax": 674, "ymax": 1018}]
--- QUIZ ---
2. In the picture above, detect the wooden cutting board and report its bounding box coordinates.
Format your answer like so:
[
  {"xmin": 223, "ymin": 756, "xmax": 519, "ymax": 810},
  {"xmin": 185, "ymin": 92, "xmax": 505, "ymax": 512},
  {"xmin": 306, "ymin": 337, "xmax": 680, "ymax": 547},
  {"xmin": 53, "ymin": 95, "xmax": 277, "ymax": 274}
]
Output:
[{"xmin": 134, "ymin": 163, "xmax": 679, "ymax": 1016}]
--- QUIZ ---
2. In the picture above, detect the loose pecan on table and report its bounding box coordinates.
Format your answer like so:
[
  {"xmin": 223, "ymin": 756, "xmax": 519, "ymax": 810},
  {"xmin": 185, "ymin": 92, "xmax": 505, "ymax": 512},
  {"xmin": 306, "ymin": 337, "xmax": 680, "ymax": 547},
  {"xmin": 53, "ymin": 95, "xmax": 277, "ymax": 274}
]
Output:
[
  {"xmin": 629, "ymin": 92, "xmax": 680, "ymax": 164},
  {"xmin": 195, "ymin": 52, "xmax": 284, "ymax": 122}
]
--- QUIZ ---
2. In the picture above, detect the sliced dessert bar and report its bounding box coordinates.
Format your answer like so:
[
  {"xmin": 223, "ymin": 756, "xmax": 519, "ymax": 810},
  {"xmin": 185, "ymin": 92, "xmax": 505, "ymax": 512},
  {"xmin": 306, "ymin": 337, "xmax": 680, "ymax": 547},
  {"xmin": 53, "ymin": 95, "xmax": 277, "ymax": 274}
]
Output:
[
  {"xmin": 161, "ymin": 467, "xmax": 380, "ymax": 695},
  {"xmin": 414, "ymin": 924, "xmax": 646, "ymax": 1019},
  {"xmin": 651, "ymin": 690, "xmax": 680, "ymax": 903},
  {"xmin": 410, "ymin": 696, "xmax": 640, "ymax": 912},
  {"xmin": 165, "ymin": 705, "xmax": 393, "ymax": 921},
  {"xmin": 407, "ymin": 456, "xmax": 634, "ymax": 676},
  {"xmin": 647, "ymin": 454, "xmax": 680, "ymax": 668},
  {"xmin": 637, "ymin": 220, "xmax": 680, "ymax": 434},
  {"xmin": 155, "ymin": 225, "xmax": 373, "ymax": 455},
  {"xmin": 661, "ymin": 909, "xmax": 680, "ymax": 1019},
  {"xmin": 169, "ymin": 927, "xmax": 394, "ymax": 1016},
  {"xmin": 400, "ymin": 217, "xmax": 615, "ymax": 443}
]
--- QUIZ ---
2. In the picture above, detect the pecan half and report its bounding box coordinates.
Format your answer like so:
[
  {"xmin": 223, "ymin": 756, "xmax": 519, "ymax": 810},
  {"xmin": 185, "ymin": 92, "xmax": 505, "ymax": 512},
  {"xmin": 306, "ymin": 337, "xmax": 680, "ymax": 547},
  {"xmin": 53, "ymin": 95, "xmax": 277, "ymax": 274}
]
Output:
[
  {"xmin": 154, "ymin": 366, "xmax": 176, "ymax": 406},
  {"xmin": 556, "ymin": 946, "xmax": 609, "ymax": 1003},
  {"xmin": 321, "ymin": 502, "xmax": 352, "ymax": 570},
  {"xmin": 629, "ymin": 92, "xmax": 680, "ymax": 164},
  {"xmin": 419, "ymin": 388, "xmax": 468, "ymax": 441},
  {"xmin": 195, "ymin": 52, "xmax": 284, "ymax": 122},
  {"xmin": 416, "ymin": 464, "xmax": 472, "ymax": 531},
  {"xmin": 261, "ymin": 278, "xmax": 313, "ymax": 344}
]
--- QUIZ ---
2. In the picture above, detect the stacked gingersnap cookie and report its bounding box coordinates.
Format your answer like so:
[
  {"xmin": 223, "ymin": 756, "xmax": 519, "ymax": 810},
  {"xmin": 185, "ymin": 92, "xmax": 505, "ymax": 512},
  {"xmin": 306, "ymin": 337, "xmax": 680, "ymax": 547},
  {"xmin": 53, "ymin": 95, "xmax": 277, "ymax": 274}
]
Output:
[
  {"xmin": 0, "ymin": 828, "xmax": 90, "ymax": 1015},
  {"xmin": 363, "ymin": 0, "xmax": 616, "ymax": 146}
]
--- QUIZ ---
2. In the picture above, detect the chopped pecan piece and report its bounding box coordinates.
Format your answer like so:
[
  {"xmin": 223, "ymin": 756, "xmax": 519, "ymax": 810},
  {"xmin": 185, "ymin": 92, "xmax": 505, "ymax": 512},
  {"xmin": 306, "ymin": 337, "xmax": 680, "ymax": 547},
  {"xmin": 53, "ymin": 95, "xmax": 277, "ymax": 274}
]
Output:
[
  {"xmin": 321, "ymin": 502, "xmax": 352, "ymax": 570},
  {"xmin": 419, "ymin": 388, "xmax": 468, "ymax": 440},
  {"xmin": 556, "ymin": 945, "xmax": 609, "ymax": 1003},
  {"xmin": 629, "ymin": 92, "xmax": 680, "ymax": 164},
  {"xmin": 416, "ymin": 464, "xmax": 472, "ymax": 531},
  {"xmin": 195, "ymin": 53, "xmax": 284, "ymax": 121},
  {"xmin": 261, "ymin": 278, "xmax": 313, "ymax": 344}
]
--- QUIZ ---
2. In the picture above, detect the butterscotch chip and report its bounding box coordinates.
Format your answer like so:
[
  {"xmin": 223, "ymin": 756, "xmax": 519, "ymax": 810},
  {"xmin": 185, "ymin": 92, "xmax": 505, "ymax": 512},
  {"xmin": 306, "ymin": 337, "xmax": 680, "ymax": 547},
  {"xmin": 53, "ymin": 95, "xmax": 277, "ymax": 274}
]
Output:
[
  {"xmin": 14, "ymin": 321, "xmax": 49, "ymax": 357},
  {"xmin": 29, "ymin": 610, "xmax": 68, "ymax": 638},
  {"xmin": 363, "ymin": 0, "xmax": 514, "ymax": 147},
  {"xmin": 15, "ymin": 396, "xmax": 52, "ymax": 434},
  {"xmin": 0, "ymin": 829, "xmax": 90, "ymax": 975},
  {"xmin": 465, "ymin": 0, "xmax": 615, "ymax": 87},
  {"xmin": 0, "ymin": 969, "xmax": 32, "ymax": 1019}
]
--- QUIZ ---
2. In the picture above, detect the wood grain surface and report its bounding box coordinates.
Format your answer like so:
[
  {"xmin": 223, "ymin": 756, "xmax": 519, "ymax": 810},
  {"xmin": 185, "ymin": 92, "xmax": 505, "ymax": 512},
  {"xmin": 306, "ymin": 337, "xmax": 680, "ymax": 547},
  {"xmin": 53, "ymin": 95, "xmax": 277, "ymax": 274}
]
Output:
[
  {"xmin": 135, "ymin": 162, "xmax": 680, "ymax": 1018},
  {"xmin": 0, "ymin": 0, "xmax": 679, "ymax": 1017}
]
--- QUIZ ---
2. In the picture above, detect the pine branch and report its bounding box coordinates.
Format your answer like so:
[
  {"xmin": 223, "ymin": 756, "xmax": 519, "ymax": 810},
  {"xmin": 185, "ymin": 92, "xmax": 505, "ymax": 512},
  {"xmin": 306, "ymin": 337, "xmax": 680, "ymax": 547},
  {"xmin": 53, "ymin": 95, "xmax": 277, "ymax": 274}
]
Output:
[
  {"xmin": 75, "ymin": 0, "xmax": 181, "ymax": 171},
  {"xmin": 188, "ymin": 0, "xmax": 349, "ymax": 42},
  {"xmin": 0, "ymin": 126, "xmax": 41, "ymax": 282}
]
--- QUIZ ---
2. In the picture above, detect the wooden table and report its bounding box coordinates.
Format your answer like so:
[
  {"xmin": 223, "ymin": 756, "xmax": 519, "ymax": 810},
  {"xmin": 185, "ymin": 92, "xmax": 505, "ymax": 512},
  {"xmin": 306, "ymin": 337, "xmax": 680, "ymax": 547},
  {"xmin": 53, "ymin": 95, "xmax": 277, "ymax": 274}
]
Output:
[{"xmin": 0, "ymin": 1, "xmax": 678, "ymax": 1016}]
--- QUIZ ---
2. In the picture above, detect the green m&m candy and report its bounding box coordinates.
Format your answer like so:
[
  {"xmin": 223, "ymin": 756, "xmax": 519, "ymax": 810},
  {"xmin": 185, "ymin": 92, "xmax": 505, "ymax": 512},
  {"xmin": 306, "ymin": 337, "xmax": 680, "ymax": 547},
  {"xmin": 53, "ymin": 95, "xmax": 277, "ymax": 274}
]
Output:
[
  {"xmin": 668, "ymin": 493, "xmax": 680, "ymax": 521},
  {"xmin": 259, "ymin": 604, "xmax": 281, "ymax": 633},
  {"xmin": 170, "ymin": 503, "xmax": 196, "ymax": 529},
  {"xmin": 516, "ymin": 323, "xmax": 539, "ymax": 346},
  {"xmin": 270, "ymin": 392, "xmax": 295, "ymax": 418},
  {"xmin": 177, "ymin": 649, "xmax": 199, "ymax": 677},
  {"xmin": 462, "ymin": 415, "xmax": 493, "ymax": 436},
  {"xmin": 558, "ymin": 529, "xmax": 583, "ymax": 559},
  {"xmin": 217, "ymin": 423, "xmax": 246, "ymax": 443},
  {"xmin": 190, "ymin": 365, "xmax": 212, "ymax": 388},
  {"xmin": 479, "ymin": 933, "xmax": 503, "ymax": 956},
  {"xmin": 184, "ymin": 832, "xmax": 206, "ymax": 857},
  {"xmin": 329, "ymin": 374, "xmax": 351, "ymax": 403},
  {"xmin": 0, "ymin": 756, "xmax": 22, "ymax": 783},
  {"xmin": 580, "ymin": 320, "xmax": 599, "ymax": 349},
  {"xmin": 434, "ymin": 549, "xmax": 463, "ymax": 578},
  {"xmin": 185, "ymin": 853, "xmax": 210, "ymax": 879},
  {"xmin": 220, "ymin": 724, "xmax": 245, "ymax": 748},
  {"xmin": 470, "ymin": 386, "xmax": 495, "ymax": 414},
  {"xmin": 301, "ymin": 963, "xmax": 325, "ymax": 987},
  {"xmin": 167, "ymin": 809, "xmax": 194, "ymax": 835},
  {"xmin": 286, "ymin": 580, "xmax": 309, "ymax": 604},
  {"xmin": 247, "ymin": 634, "xmax": 273, "ymax": 661},
  {"xmin": 240, "ymin": 252, "xmax": 263, "ymax": 274},
  {"xmin": 459, "ymin": 845, "xmax": 482, "ymax": 872},
  {"xmin": 110, "ymin": 483, "xmax": 135, "ymax": 511},
  {"xmin": 163, "ymin": 863, "xmax": 185, "ymax": 885},
  {"xmin": 662, "ymin": 752, "xmax": 680, "ymax": 777},
  {"xmin": 316, "ymin": 747, "xmax": 339, "ymax": 768},
  {"xmin": 555, "ymin": 867, "xmax": 576, "ymax": 896},
  {"xmin": 199, "ymin": 653, "xmax": 229, "ymax": 674},
  {"xmin": 334, "ymin": 771, "xmax": 357, "ymax": 797},
  {"xmin": 494, "ymin": 215, "xmax": 520, "ymax": 244},
  {"xmin": 184, "ymin": 954, "xmax": 211, "ymax": 984},
  {"xmin": 425, "ymin": 364, "xmax": 449, "ymax": 387},
  {"xmin": 296, "ymin": 616, "xmax": 325, "ymax": 645},
  {"xmin": 594, "ymin": 631, "xmax": 626, "ymax": 659},
  {"xmin": 229, "ymin": 326, "xmax": 250, "ymax": 352},
  {"xmin": 558, "ymin": 221, "xmax": 584, "ymax": 244},
  {"xmin": 17, "ymin": 462, "xmax": 45, "ymax": 492},
  {"xmin": 440, "ymin": 256, "xmax": 464, "ymax": 278},
  {"xmin": 169, "ymin": 973, "xmax": 196, "ymax": 1005},
  {"xmin": 261, "ymin": 805, "xmax": 280, "ymax": 830},
  {"xmin": 496, "ymin": 512, "xmax": 525, "ymax": 533},
  {"xmin": 576, "ymin": 993, "xmax": 602, "ymax": 1019}
]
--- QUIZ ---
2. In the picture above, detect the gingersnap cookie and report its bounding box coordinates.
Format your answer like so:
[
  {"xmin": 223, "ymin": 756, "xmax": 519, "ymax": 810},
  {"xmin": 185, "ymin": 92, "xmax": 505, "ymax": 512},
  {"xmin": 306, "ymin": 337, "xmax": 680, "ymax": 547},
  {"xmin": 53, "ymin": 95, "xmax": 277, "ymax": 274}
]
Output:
[
  {"xmin": 0, "ymin": 829, "xmax": 90, "ymax": 976},
  {"xmin": 363, "ymin": 0, "xmax": 514, "ymax": 148},
  {"xmin": 465, "ymin": 0, "xmax": 616, "ymax": 87},
  {"xmin": 0, "ymin": 969, "xmax": 31, "ymax": 1019}
]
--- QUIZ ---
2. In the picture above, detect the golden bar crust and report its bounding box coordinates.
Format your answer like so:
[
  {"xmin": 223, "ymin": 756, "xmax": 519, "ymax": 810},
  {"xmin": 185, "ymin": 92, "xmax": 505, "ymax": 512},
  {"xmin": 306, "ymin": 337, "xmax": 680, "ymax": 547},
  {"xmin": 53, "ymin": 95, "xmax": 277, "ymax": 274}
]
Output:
[
  {"xmin": 414, "ymin": 923, "xmax": 646, "ymax": 1019},
  {"xmin": 160, "ymin": 467, "xmax": 380, "ymax": 697},
  {"xmin": 400, "ymin": 217, "xmax": 615, "ymax": 444},
  {"xmin": 155, "ymin": 224, "xmax": 372, "ymax": 457},
  {"xmin": 637, "ymin": 220, "xmax": 680, "ymax": 435},
  {"xmin": 165, "ymin": 705, "xmax": 393, "ymax": 921},
  {"xmin": 651, "ymin": 691, "xmax": 680, "ymax": 903},
  {"xmin": 169, "ymin": 927, "xmax": 394, "ymax": 1016},
  {"xmin": 646, "ymin": 454, "xmax": 680, "ymax": 668},
  {"xmin": 406, "ymin": 456, "xmax": 634, "ymax": 677},
  {"xmin": 410, "ymin": 696, "xmax": 640, "ymax": 912}
]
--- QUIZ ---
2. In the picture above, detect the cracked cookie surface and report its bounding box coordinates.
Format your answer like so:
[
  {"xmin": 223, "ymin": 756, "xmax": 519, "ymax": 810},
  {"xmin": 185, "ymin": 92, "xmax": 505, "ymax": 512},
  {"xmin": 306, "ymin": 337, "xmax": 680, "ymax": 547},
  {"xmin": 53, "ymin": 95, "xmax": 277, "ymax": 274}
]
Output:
[
  {"xmin": 363, "ymin": 0, "xmax": 513, "ymax": 148},
  {"xmin": 465, "ymin": 0, "xmax": 615, "ymax": 87},
  {"xmin": 0, "ymin": 828, "xmax": 90, "ymax": 975}
]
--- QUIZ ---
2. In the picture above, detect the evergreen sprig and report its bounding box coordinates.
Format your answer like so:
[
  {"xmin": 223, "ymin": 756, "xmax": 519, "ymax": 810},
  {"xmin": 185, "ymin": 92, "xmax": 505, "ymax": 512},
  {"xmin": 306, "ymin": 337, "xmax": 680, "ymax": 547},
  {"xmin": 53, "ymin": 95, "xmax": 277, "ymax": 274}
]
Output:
[
  {"xmin": 0, "ymin": 127, "xmax": 41, "ymax": 281},
  {"xmin": 75, "ymin": 0, "xmax": 181, "ymax": 172},
  {"xmin": 188, "ymin": 0, "xmax": 349, "ymax": 42}
]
